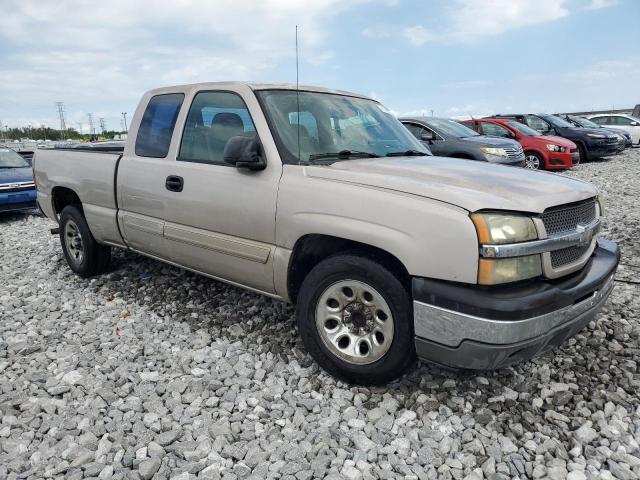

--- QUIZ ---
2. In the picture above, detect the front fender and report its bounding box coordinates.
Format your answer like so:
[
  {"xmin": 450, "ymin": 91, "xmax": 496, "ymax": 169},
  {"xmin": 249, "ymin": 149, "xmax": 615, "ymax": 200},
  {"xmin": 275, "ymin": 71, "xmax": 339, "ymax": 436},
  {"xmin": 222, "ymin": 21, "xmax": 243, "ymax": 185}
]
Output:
[{"xmin": 276, "ymin": 166, "xmax": 480, "ymax": 285}]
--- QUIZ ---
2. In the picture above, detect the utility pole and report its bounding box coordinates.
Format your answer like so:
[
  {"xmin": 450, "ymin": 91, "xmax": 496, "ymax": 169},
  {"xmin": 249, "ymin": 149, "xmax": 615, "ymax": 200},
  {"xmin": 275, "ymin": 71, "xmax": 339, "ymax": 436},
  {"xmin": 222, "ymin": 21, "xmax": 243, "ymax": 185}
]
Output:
[
  {"xmin": 88, "ymin": 113, "xmax": 95, "ymax": 135},
  {"xmin": 430, "ymin": 109, "xmax": 434, "ymax": 117},
  {"xmin": 121, "ymin": 112, "xmax": 128, "ymax": 132},
  {"xmin": 99, "ymin": 117, "xmax": 106, "ymax": 134},
  {"xmin": 56, "ymin": 102, "xmax": 67, "ymax": 139}
]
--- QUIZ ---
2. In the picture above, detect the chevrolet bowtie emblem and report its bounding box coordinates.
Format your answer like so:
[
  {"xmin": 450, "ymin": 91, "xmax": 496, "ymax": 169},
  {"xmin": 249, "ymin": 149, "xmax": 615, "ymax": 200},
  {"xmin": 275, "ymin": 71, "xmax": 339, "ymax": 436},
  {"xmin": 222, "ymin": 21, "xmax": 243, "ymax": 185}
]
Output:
[{"xmin": 576, "ymin": 224, "xmax": 593, "ymax": 246}]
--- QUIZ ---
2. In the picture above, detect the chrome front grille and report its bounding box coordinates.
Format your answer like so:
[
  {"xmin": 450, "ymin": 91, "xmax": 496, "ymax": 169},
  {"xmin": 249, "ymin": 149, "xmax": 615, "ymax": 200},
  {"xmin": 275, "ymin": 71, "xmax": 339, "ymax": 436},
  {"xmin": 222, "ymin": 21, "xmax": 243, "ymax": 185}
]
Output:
[
  {"xmin": 541, "ymin": 198, "xmax": 597, "ymax": 236},
  {"xmin": 503, "ymin": 146, "xmax": 524, "ymax": 159},
  {"xmin": 550, "ymin": 244, "xmax": 591, "ymax": 268},
  {"xmin": 0, "ymin": 181, "xmax": 36, "ymax": 193},
  {"xmin": 541, "ymin": 198, "xmax": 598, "ymax": 273}
]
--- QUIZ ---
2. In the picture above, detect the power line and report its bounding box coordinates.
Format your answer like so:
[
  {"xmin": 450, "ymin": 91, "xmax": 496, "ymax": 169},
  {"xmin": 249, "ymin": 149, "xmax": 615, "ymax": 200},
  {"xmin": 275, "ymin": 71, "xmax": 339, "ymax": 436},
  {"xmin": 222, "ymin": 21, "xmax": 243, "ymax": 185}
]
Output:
[
  {"xmin": 88, "ymin": 113, "xmax": 95, "ymax": 135},
  {"xmin": 56, "ymin": 102, "xmax": 67, "ymax": 133}
]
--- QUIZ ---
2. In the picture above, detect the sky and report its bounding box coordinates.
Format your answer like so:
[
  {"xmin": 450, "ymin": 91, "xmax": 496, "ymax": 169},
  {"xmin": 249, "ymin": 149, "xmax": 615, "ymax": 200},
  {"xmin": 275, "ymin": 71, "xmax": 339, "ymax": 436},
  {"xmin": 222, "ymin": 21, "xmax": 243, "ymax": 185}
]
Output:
[{"xmin": 0, "ymin": 0, "xmax": 639, "ymax": 132}]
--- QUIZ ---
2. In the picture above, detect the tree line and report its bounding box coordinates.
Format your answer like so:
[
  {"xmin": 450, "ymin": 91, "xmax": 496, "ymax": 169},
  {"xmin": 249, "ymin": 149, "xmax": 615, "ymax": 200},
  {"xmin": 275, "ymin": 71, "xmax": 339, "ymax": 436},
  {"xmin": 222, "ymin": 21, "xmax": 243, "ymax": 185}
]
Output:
[{"xmin": 0, "ymin": 126, "xmax": 126, "ymax": 142}]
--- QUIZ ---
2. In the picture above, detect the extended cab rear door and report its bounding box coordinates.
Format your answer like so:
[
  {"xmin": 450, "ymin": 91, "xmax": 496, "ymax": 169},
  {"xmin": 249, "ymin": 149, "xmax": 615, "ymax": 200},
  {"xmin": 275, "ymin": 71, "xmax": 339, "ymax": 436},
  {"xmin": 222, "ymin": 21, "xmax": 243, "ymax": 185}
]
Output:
[
  {"xmin": 158, "ymin": 84, "xmax": 282, "ymax": 295},
  {"xmin": 117, "ymin": 89, "xmax": 189, "ymax": 258}
]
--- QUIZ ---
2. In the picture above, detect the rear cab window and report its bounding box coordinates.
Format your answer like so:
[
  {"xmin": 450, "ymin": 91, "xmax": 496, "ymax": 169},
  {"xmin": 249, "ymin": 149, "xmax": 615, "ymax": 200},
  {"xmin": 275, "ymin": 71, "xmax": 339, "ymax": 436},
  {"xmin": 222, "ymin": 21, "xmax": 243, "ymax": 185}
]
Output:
[{"xmin": 135, "ymin": 93, "xmax": 185, "ymax": 158}]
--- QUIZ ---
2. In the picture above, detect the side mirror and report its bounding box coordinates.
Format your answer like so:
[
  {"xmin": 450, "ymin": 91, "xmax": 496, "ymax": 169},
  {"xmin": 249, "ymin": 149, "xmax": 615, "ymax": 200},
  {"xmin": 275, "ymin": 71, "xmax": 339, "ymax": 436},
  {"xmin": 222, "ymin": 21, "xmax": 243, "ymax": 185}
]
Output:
[
  {"xmin": 630, "ymin": 121, "xmax": 639, "ymax": 126},
  {"xmin": 420, "ymin": 131, "xmax": 435, "ymax": 142},
  {"xmin": 223, "ymin": 136, "xmax": 266, "ymax": 171}
]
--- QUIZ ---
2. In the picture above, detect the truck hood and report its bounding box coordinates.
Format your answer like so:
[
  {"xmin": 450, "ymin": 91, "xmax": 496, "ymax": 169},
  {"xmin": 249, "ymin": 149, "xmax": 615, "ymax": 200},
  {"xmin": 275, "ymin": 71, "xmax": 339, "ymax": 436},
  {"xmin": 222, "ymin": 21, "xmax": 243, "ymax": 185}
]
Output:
[
  {"xmin": 0, "ymin": 167, "xmax": 33, "ymax": 184},
  {"xmin": 306, "ymin": 156, "xmax": 596, "ymax": 214}
]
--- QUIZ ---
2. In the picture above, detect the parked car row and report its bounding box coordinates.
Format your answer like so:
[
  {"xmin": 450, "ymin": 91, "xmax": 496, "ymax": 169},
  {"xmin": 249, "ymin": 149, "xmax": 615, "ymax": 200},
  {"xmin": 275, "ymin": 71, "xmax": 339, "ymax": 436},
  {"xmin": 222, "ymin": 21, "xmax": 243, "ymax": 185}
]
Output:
[{"xmin": 398, "ymin": 110, "xmax": 637, "ymax": 171}]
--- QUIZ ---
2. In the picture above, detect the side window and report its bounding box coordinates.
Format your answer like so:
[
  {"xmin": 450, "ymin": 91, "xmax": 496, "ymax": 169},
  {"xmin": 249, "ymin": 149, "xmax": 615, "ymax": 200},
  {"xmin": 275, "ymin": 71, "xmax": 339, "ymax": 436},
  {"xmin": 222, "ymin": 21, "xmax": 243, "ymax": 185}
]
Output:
[
  {"xmin": 524, "ymin": 115, "xmax": 550, "ymax": 132},
  {"xmin": 179, "ymin": 91, "xmax": 256, "ymax": 165},
  {"xmin": 403, "ymin": 123, "xmax": 424, "ymax": 139},
  {"xmin": 612, "ymin": 116, "xmax": 632, "ymax": 126},
  {"xmin": 135, "ymin": 93, "xmax": 184, "ymax": 158},
  {"xmin": 463, "ymin": 121, "xmax": 480, "ymax": 133},
  {"xmin": 481, "ymin": 122, "xmax": 511, "ymax": 138},
  {"xmin": 590, "ymin": 116, "xmax": 609, "ymax": 125}
]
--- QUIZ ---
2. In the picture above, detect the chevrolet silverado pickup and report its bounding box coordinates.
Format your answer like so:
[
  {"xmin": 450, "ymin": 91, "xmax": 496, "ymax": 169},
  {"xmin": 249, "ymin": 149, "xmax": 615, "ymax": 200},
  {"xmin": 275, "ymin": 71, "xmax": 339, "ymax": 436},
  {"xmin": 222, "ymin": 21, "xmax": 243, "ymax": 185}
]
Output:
[{"xmin": 34, "ymin": 82, "xmax": 619, "ymax": 384}]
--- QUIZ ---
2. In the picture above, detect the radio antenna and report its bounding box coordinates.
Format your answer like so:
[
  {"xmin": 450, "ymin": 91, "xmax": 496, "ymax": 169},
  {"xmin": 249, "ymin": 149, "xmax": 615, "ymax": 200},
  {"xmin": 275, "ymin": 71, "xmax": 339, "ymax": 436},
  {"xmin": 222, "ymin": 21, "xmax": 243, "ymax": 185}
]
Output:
[{"xmin": 296, "ymin": 25, "xmax": 301, "ymax": 164}]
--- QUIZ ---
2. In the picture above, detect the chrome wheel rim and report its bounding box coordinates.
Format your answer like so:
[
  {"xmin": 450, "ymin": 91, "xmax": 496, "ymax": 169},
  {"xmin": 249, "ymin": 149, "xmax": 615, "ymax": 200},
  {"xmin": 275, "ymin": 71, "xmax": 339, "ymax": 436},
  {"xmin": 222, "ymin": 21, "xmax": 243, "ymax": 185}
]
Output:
[
  {"xmin": 525, "ymin": 154, "xmax": 541, "ymax": 169},
  {"xmin": 315, "ymin": 280, "xmax": 394, "ymax": 365},
  {"xmin": 64, "ymin": 220, "xmax": 84, "ymax": 264}
]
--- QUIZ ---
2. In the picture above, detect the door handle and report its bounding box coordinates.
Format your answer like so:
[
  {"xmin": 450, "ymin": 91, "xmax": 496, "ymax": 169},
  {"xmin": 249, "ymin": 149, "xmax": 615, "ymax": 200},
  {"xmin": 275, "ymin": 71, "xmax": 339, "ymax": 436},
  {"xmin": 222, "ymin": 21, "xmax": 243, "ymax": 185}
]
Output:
[{"xmin": 165, "ymin": 175, "xmax": 184, "ymax": 192}]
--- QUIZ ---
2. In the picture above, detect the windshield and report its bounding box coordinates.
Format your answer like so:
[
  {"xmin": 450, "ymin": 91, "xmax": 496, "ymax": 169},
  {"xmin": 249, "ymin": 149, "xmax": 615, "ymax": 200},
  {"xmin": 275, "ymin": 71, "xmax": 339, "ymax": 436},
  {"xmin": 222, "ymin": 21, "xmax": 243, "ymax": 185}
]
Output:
[
  {"xmin": 0, "ymin": 148, "xmax": 29, "ymax": 168},
  {"xmin": 541, "ymin": 114, "xmax": 573, "ymax": 128},
  {"xmin": 506, "ymin": 120, "xmax": 541, "ymax": 136},
  {"xmin": 256, "ymin": 90, "xmax": 429, "ymax": 163},
  {"xmin": 568, "ymin": 116, "xmax": 599, "ymax": 128},
  {"xmin": 425, "ymin": 118, "xmax": 479, "ymax": 138}
]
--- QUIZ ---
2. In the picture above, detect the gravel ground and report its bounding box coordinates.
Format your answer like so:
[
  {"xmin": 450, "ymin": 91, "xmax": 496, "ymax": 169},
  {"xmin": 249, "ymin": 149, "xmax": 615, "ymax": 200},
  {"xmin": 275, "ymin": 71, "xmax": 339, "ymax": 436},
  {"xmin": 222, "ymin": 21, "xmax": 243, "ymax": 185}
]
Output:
[{"xmin": 1, "ymin": 149, "xmax": 639, "ymax": 480}]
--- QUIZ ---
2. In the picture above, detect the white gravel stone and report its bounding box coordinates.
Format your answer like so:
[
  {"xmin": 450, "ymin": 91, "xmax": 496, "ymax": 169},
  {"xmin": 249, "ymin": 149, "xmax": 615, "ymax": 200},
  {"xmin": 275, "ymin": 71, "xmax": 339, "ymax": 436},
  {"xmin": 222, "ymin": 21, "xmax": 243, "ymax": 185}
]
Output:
[{"xmin": 0, "ymin": 149, "xmax": 639, "ymax": 478}]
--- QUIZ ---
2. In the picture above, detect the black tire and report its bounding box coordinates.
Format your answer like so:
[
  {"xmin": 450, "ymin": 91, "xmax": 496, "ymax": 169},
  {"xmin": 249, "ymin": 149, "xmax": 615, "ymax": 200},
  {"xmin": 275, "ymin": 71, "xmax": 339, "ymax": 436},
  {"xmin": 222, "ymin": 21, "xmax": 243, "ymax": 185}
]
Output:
[
  {"xmin": 524, "ymin": 152, "xmax": 544, "ymax": 170},
  {"xmin": 296, "ymin": 254, "xmax": 415, "ymax": 385},
  {"xmin": 576, "ymin": 144, "xmax": 587, "ymax": 164},
  {"xmin": 59, "ymin": 205, "xmax": 111, "ymax": 277}
]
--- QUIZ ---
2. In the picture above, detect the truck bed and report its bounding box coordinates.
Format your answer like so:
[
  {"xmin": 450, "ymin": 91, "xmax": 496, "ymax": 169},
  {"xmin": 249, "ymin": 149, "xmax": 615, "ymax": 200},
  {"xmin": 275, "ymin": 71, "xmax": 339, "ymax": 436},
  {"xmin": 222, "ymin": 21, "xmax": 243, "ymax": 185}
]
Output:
[{"xmin": 34, "ymin": 148, "xmax": 124, "ymax": 245}]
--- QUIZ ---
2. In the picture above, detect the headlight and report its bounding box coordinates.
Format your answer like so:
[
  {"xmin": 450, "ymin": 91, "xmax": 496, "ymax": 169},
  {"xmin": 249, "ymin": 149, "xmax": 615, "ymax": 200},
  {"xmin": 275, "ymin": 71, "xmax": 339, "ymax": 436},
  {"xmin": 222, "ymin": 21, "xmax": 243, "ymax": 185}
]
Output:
[
  {"xmin": 587, "ymin": 133, "xmax": 606, "ymax": 138},
  {"xmin": 471, "ymin": 213, "xmax": 538, "ymax": 245},
  {"xmin": 480, "ymin": 147, "xmax": 507, "ymax": 158},
  {"xmin": 478, "ymin": 256, "xmax": 542, "ymax": 285},
  {"xmin": 471, "ymin": 213, "xmax": 541, "ymax": 285},
  {"xmin": 545, "ymin": 144, "xmax": 565, "ymax": 152}
]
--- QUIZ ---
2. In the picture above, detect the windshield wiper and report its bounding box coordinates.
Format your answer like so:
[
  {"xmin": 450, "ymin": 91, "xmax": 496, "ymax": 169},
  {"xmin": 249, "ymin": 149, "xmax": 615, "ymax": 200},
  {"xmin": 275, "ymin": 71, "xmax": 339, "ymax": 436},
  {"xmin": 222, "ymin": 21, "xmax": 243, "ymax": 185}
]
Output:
[
  {"xmin": 385, "ymin": 149, "xmax": 428, "ymax": 157},
  {"xmin": 308, "ymin": 150, "xmax": 380, "ymax": 162}
]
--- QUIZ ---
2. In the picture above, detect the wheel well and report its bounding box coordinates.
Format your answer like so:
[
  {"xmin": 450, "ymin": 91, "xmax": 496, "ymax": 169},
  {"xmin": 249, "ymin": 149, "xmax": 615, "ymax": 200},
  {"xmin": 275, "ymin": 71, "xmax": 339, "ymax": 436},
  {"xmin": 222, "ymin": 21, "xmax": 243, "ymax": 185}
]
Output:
[
  {"xmin": 52, "ymin": 187, "xmax": 81, "ymax": 217},
  {"xmin": 450, "ymin": 153, "xmax": 474, "ymax": 160},
  {"xmin": 287, "ymin": 234, "xmax": 410, "ymax": 304}
]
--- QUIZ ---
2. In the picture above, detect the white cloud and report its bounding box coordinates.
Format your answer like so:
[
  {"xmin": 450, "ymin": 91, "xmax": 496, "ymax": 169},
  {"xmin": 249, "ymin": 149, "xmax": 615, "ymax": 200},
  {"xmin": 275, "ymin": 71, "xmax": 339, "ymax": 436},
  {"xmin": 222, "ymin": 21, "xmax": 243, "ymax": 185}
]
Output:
[
  {"xmin": 390, "ymin": 0, "xmax": 571, "ymax": 46},
  {"xmin": 0, "ymin": 0, "xmax": 387, "ymax": 128},
  {"xmin": 589, "ymin": 0, "xmax": 617, "ymax": 9},
  {"xmin": 402, "ymin": 26, "xmax": 434, "ymax": 46}
]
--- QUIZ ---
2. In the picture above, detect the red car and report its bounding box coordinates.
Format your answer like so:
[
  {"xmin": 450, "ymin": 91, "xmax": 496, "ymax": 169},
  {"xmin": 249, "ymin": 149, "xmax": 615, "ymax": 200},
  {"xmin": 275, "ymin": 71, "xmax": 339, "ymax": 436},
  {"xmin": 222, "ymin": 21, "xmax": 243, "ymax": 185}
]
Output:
[{"xmin": 461, "ymin": 118, "xmax": 578, "ymax": 170}]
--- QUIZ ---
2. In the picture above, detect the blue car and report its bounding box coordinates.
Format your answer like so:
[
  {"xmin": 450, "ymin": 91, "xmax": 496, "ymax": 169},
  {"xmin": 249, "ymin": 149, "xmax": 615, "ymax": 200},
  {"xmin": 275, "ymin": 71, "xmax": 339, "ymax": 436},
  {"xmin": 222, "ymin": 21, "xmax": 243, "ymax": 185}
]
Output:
[{"xmin": 0, "ymin": 147, "xmax": 37, "ymax": 213}]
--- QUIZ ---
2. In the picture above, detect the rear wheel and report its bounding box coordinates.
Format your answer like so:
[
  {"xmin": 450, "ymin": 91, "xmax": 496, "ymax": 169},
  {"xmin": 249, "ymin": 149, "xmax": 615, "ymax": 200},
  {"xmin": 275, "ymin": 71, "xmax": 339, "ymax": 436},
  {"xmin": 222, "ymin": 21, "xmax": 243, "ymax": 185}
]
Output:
[
  {"xmin": 59, "ymin": 205, "xmax": 111, "ymax": 277},
  {"xmin": 296, "ymin": 254, "xmax": 415, "ymax": 385},
  {"xmin": 524, "ymin": 152, "xmax": 543, "ymax": 170}
]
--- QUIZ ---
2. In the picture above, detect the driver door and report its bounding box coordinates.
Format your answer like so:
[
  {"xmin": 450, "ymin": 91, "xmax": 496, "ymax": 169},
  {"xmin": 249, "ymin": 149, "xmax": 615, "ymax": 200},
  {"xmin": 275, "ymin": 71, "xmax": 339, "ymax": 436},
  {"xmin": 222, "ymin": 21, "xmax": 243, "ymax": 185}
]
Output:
[{"xmin": 161, "ymin": 87, "xmax": 282, "ymax": 294}]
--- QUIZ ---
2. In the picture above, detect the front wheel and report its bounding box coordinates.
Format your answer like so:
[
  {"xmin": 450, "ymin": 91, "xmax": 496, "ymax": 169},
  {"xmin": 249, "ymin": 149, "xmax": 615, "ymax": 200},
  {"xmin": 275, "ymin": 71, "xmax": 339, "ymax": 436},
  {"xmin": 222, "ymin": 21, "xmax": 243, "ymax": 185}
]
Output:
[
  {"xmin": 296, "ymin": 254, "xmax": 415, "ymax": 385},
  {"xmin": 59, "ymin": 205, "xmax": 111, "ymax": 277},
  {"xmin": 524, "ymin": 152, "xmax": 544, "ymax": 170}
]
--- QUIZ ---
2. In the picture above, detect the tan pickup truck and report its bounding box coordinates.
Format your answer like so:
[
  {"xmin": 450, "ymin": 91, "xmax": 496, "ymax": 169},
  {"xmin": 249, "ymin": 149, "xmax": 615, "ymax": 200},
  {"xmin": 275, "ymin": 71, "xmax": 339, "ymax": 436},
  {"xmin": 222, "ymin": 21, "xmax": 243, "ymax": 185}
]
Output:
[{"xmin": 34, "ymin": 82, "xmax": 619, "ymax": 384}]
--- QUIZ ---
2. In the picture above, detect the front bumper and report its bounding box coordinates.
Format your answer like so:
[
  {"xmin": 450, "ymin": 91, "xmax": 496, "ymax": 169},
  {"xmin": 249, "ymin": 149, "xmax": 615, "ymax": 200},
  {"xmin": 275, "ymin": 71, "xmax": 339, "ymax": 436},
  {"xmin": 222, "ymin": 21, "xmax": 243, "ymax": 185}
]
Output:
[
  {"xmin": 0, "ymin": 189, "xmax": 37, "ymax": 213},
  {"xmin": 585, "ymin": 142, "xmax": 620, "ymax": 159},
  {"xmin": 546, "ymin": 151, "xmax": 577, "ymax": 169},
  {"xmin": 412, "ymin": 239, "xmax": 619, "ymax": 369}
]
